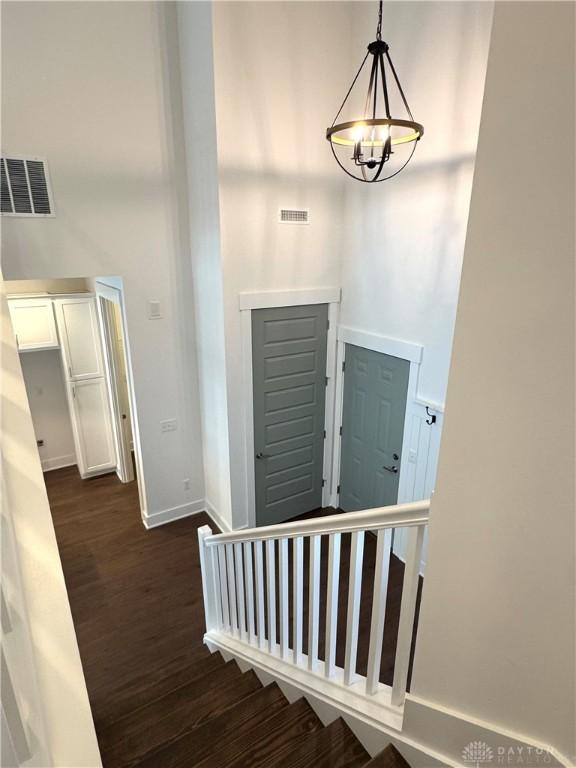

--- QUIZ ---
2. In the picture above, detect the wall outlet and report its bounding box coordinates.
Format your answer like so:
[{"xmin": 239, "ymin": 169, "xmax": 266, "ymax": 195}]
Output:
[
  {"xmin": 160, "ymin": 419, "xmax": 177, "ymax": 433},
  {"xmin": 37, "ymin": 439, "xmax": 44, "ymax": 447},
  {"xmin": 183, "ymin": 478, "xmax": 190, "ymax": 491},
  {"xmin": 408, "ymin": 449, "xmax": 418, "ymax": 464}
]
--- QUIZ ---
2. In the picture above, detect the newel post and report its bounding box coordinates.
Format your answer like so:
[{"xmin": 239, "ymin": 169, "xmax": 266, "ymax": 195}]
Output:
[{"xmin": 197, "ymin": 525, "xmax": 220, "ymax": 634}]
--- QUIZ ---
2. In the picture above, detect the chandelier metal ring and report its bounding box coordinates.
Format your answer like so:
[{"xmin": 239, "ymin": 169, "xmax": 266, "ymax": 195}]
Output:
[{"xmin": 326, "ymin": 0, "xmax": 424, "ymax": 183}]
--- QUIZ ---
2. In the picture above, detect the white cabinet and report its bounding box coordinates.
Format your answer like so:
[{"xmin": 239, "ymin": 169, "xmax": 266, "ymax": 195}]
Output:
[
  {"xmin": 54, "ymin": 297, "xmax": 117, "ymax": 478},
  {"xmin": 7, "ymin": 298, "xmax": 59, "ymax": 352},
  {"xmin": 54, "ymin": 298, "xmax": 104, "ymax": 380},
  {"xmin": 69, "ymin": 379, "xmax": 116, "ymax": 476}
]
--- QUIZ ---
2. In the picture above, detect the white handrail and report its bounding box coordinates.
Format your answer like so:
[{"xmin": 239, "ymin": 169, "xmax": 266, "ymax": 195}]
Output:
[
  {"xmin": 197, "ymin": 497, "xmax": 430, "ymax": 724},
  {"xmin": 204, "ymin": 499, "xmax": 430, "ymax": 546}
]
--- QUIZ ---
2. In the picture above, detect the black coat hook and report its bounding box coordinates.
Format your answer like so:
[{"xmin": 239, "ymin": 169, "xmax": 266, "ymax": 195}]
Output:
[{"xmin": 425, "ymin": 406, "xmax": 437, "ymax": 425}]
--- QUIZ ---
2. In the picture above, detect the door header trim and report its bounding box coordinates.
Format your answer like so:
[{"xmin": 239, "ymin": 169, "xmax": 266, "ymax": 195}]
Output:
[
  {"xmin": 239, "ymin": 287, "xmax": 341, "ymax": 311},
  {"xmin": 338, "ymin": 325, "xmax": 423, "ymax": 364}
]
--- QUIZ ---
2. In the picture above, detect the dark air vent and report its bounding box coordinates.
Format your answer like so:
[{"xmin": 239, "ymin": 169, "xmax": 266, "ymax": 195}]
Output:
[
  {"xmin": 279, "ymin": 208, "xmax": 309, "ymax": 224},
  {"xmin": 0, "ymin": 157, "xmax": 53, "ymax": 216}
]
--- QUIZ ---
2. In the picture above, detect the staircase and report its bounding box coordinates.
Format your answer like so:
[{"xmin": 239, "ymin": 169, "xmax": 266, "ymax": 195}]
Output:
[{"xmin": 97, "ymin": 645, "xmax": 410, "ymax": 767}]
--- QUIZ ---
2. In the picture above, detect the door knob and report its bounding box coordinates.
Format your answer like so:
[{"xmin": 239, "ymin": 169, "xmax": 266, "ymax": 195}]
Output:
[
  {"xmin": 383, "ymin": 465, "xmax": 398, "ymax": 474},
  {"xmin": 256, "ymin": 452, "xmax": 270, "ymax": 460}
]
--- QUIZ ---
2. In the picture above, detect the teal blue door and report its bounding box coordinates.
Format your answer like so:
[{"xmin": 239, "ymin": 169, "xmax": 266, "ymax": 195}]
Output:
[
  {"xmin": 252, "ymin": 305, "xmax": 328, "ymax": 526},
  {"xmin": 339, "ymin": 345, "xmax": 409, "ymax": 512}
]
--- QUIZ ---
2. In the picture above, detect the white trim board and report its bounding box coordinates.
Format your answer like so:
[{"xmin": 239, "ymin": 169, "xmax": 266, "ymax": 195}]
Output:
[
  {"xmin": 142, "ymin": 498, "xmax": 233, "ymax": 534},
  {"xmin": 403, "ymin": 694, "xmax": 571, "ymax": 768},
  {"xmin": 337, "ymin": 326, "xmax": 423, "ymax": 365},
  {"xmin": 239, "ymin": 287, "xmax": 341, "ymax": 311},
  {"xmin": 142, "ymin": 499, "xmax": 208, "ymax": 530},
  {"xmin": 41, "ymin": 454, "xmax": 76, "ymax": 472},
  {"xmin": 239, "ymin": 287, "xmax": 341, "ymax": 529}
]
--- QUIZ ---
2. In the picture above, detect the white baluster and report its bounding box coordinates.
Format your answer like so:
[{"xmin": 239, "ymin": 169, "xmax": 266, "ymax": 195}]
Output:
[
  {"xmin": 293, "ymin": 536, "xmax": 303, "ymax": 665},
  {"xmin": 279, "ymin": 538, "xmax": 289, "ymax": 659},
  {"xmin": 266, "ymin": 539, "xmax": 277, "ymax": 653},
  {"xmin": 391, "ymin": 525, "xmax": 425, "ymax": 706},
  {"xmin": 226, "ymin": 543, "xmax": 238, "ymax": 636},
  {"xmin": 218, "ymin": 545, "xmax": 230, "ymax": 631},
  {"xmin": 344, "ymin": 531, "xmax": 365, "ymax": 685},
  {"xmin": 325, "ymin": 532, "xmax": 341, "ymax": 678},
  {"xmin": 308, "ymin": 535, "xmax": 321, "ymax": 671},
  {"xmin": 254, "ymin": 540, "xmax": 266, "ymax": 649},
  {"xmin": 365, "ymin": 528, "xmax": 393, "ymax": 695},
  {"xmin": 244, "ymin": 542, "xmax": 256, "ymax": 644},
  {"xmin": 234, "ymin": 542, "xmax": 246, "ymax": 640}
]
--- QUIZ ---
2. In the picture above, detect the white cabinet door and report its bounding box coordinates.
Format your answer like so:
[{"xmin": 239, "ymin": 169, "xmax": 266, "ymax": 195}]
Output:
[
  {"xmin": 54, "ymin": 298, "xmax": 104, "ymax": 380},
  {"xmin": 7, "ymin": 299, "xmax": 59, "ymax": 352},
  {"xmin": 69, "ymin": 379, "xmax": 116, "ymax": 477}
]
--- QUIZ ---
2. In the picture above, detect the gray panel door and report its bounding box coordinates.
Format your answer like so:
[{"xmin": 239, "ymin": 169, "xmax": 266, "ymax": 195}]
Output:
[
  {"xmin": 252, "ymin": 304, "xmax": 328, "ymax": 526},
  {"xmin": 339, "ymin": 344, "xmax": 409, "ymax": 512}
]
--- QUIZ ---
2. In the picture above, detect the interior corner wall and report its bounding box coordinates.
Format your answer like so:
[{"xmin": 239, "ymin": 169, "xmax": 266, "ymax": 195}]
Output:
[
  {"xmin": 340, "ymin": 1, "xmax": 494, "ymax": 408},
  {"xmin": 411, "ymin": 2, "xmax": 575, "ymax": 760},
  {"xmin": 176, "ymin": 1, "xmax": 233, "ymax": 529},
  {"xmin": 20, "ymin": 350, "xmax": 76, "ymax": 471},
  {"xmin": 1, "ymin": 1, "xmax": 204, "ymax": 522}
]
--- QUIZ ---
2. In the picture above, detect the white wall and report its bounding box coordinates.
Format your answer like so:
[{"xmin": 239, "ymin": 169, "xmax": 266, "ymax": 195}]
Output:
[
  {"xmin": 1, "ymin": 2, "xmax": 204, "ymax": 524},
  {"xmin": 177, "ymin": 1, "xmax": 232, "ymax": 530},
  {"xmin": 211, "ymin": 1, "xmax": 351, "ymax": 527},
  {"xmin": 1, "ymin": 290, "xmax": 101, "ymax": 767},
  {"xmin": 208, "ymin": 1, "xmax": 492, "ymax": 526},
  {"xmin": 411, "ymin": 2, "xmax": 575, "ymax": 761},
  {"xmin": 341, "ymin": 1, "xmax": 494, "ymax": 407},
  {"xmin": 20, "ymin": 350, "xmax": 76, "ymax": 471}
]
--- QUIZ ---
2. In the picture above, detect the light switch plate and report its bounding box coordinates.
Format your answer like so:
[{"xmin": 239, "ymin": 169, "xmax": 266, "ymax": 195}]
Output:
[
  {"xmin": 149, "ymin": 300, "xmax": 162, "ymax": 319},
  {"xmin": 160, "ymin": 419, "xmax": 177, "ymax": 433}
]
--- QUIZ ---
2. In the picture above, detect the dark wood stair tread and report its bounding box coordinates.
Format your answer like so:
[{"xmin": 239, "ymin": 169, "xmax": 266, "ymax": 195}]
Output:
[
  {"xmin": 191, "ymin": 696, "xmax": 323, "ymax": 768},
  {"xmin": 364, "ymin": 745, "xmax": 412, "ymax": 768},
  {"xmin": 95, "ymin": 645, "xmax": 220, "ymax": 730},
  {"xmin": 134, "ymin": 682, "xmax": 289, "ymax": 768},
  {"xmin": 271, "ymin": 716, "xmax": 369, "ymax": 768},
  {"xmin": 100, "ymin": 663, "xmax": 260, "ymax": 767}
]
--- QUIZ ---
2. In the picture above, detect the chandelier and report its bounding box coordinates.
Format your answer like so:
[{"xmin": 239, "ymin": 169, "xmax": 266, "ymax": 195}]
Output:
[{"xmin": 326, "ymin": 0, "xmax": 424, "ymax": 183}]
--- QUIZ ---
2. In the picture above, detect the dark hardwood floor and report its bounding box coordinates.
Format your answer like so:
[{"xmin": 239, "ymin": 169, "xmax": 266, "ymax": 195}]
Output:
[
  {"xmin": 44, "ymin": 467, "xmax": 422, "ymax": 764},
  {"xmin": 44, "ymin": 466, "xmax": 213, "ymax": 733}
]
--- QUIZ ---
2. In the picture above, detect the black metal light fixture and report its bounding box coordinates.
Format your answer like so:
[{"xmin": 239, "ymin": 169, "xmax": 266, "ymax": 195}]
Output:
[{"xmin": 326, "ymin": 0, "xmax": 424, "ymax": 182}]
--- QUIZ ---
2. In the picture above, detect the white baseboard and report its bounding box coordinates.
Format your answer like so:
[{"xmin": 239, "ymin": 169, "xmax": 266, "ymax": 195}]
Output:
[
  {"xmin": 203, "ymin": 498, "xmax": 232, "ymax": 533},
  {"xmin": 142, "ymin": 499, "xmax": 206, "ymax": 529},
  {"xmin": 42, "ymin": 454, "xmax": 76, "ymax": 472},
  {"xmin": 403, "ymin": 694, "xmax": 571, "ymax": 768},
  {"xmin": 141, "ymin": 497, "xmax": 233, "ymax": 532}
]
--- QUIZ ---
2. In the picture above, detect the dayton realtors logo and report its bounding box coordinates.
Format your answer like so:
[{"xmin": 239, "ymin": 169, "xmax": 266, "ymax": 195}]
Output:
[
  {"xmin": 462, "ymin": 741, "xmax": 554, "ymax": 766},
  {"xmin": 463, "ymin": 741, "xmax": 494, "ymax": 766}
]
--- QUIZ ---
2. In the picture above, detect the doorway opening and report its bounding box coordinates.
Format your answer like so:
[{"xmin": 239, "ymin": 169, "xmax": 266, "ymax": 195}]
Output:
[{"xmin": 5, "ymin": 275, "xmax": 144, "ymax": 515}]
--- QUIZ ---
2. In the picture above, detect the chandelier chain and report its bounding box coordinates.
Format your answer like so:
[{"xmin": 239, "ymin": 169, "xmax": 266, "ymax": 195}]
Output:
[{"xmin": 376, "ymin": 0, "xmax": 383, "ymax": 40}]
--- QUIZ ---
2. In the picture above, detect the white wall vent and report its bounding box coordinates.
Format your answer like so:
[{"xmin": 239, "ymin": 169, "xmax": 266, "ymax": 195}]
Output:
[
  {"xmin": 279, "ymin": 208, "xmax": 309, "ymax": 224},
  {"xmin": 1, "ymin": 157, "xmax": 54, "ymax": 217}
]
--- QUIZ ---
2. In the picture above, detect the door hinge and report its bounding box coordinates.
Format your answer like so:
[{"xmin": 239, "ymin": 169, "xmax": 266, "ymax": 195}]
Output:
[
  {"xmin": 342, "ymin": 360, "xmax": 346, "ymax": 372},
  {"xmin": 337, "ymin": 484, "xmax": 341, "ymax": 494},
  {"xmin": 322, "ymin": 479, "xmax": 326, "ymax": 488},
  {"xmin": 325, "ymin": 376, "xmax": 329, "ymax": 387},
  {"xmin": 327, "ymin": 319, "xmax": 330, "ymax": 330},
  {"xmin": 339, "ymin": 426, "xmax": 343, "ymax": 436},
  {"xmin": 323, "ymin": 429, "xmax": 326, "ymax": 439}
]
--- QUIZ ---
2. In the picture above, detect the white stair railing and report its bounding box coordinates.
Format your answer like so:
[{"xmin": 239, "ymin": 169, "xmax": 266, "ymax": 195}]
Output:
[{"xmin": 198, "ymin": 500, "xmax": 429, "ymax": 730}]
